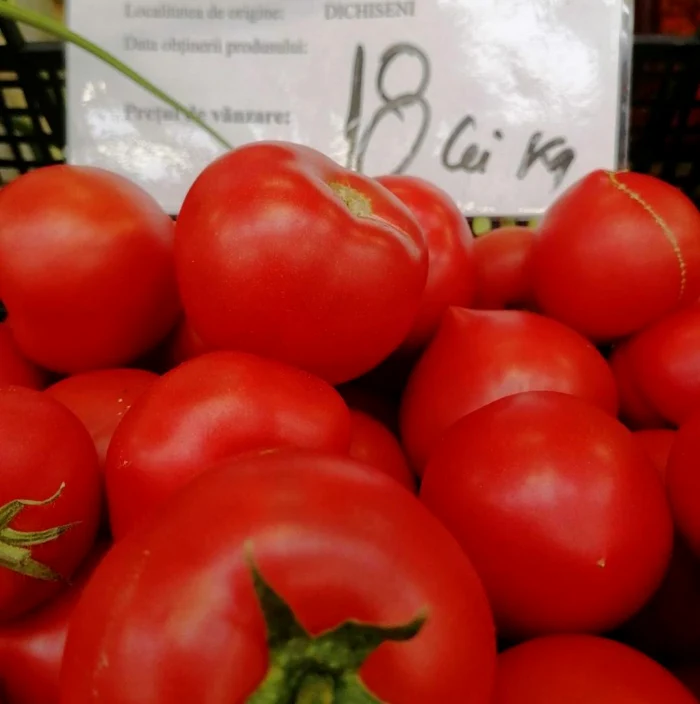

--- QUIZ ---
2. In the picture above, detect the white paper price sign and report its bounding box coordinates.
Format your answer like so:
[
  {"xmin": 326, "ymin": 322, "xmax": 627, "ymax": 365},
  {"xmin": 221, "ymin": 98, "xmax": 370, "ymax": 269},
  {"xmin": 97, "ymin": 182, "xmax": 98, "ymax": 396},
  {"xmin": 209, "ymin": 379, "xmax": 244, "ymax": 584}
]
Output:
[{"xmin": 66, "ymin": 0, "xmax": 632, "ymax": 216}]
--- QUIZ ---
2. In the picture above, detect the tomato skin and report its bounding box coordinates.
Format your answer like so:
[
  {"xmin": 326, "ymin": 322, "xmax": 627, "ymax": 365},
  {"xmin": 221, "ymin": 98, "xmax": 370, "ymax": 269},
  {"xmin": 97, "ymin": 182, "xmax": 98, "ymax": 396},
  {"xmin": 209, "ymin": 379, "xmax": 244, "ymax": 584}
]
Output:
[
  {"xmin": 667, "ymin": 412, "xmax": 700, "ymax": 558},
  {"xmin": 0, "ymin": 166, "xmax": 180, "ymax": 374},
  {"xmin": 348, "ymin": 409, "xmax": 415, "ymax": 492},
  {"xmin": 46, "ymin": 369, "xmax": 158, "ymax": 469},
  {"xmin": 473, "ymin": 226, "xmax": 537, "ymax": 310},
  {"xmin": 532, "ymin": 170, "xmax": 700, "ymax": 342},
  {"xmin": 0, "ymin": 387, "xmax": 101, "ymax": 623},
  {"xmin": 61, "ymin": 450, "xmax": 496, "ymax": 704},
  {"xmin": 420, "ymin": 391, "xmax": 673, "ymax": 639},
  {"xmin": 400, "ymin": 307, "xmax": 619, "ymax": 473},
  {"xmin": 105, "ymin": 351, "xmax": 352, "ymax": 540},
  {"xmin": 493, "ymin": 635, "xmax": 698, "ymax": 704},
  {"xmin": 633, "ymin": 429, "xmax": 676, "ymax": 480},
  {"xmin": 0, "ymin": 324, "xmax": 46, "ymax": 390},
  {"xmin": 375, "ymin": 175, "xmax": 475, "ymax": 350},
  {"xmin": 0, "ymin": 543, "xmax": 107, "ymax": 704},
  {"xmin": 174, "ymin": 142, "xmax": 428, "ymax": 385}
]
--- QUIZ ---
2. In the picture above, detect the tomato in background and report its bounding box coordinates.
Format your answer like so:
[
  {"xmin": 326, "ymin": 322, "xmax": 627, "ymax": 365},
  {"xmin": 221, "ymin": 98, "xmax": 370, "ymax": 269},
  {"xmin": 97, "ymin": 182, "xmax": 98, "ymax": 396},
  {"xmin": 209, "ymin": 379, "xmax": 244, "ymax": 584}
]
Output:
[
  {"xmin": 62, "ymin": 451, "xmax": 496, "ymax": 704},
  {"xmin": 0, "ymin": 387, "xmax": 101, "ymax": 623},
  {"xmin": 0, "ymin": 543, "xmax": 107, "ymax": 704},
  {"xmin": 175, "ymin": 142, "xmax": 428, "ymax": 385},
  {"xmin": 0, "ymin": 166, "xmax": 181, "ymax": 374},
  {"xmin": 375, "ymin": 175, "xmax": 475, "ymax": 351},
  {"xmin": 0, "ymin": 324, "xmax": 46, "ymax": 391},
  {"xmin": 105, "ymin": 351, "xmax": 352, "ymax": 540},
  {"xmin": 155, "ymin": 317, "xmax": 209, "ymax": 372},
  {"xmin": 473, "ymin": 226, "xmax": 537, "ymax": 310},
  {"xmin": 421, "ymin": 391, "xmax": 672, "ymax": 639},
  {"xmin": 633, "ymin": 429, "xmax": 677, "ymax": 480},
  {"xmin": 400, "ymin": 307, "xmax": 619, "ymax": 473},
  {"xmin": 667, "ymin": 412, "xmax": 700, "ymax": 559},
  {"xmin": 46, "ymin": 369, "xmax": 158, "ymax": 470},
  {"xmin": 532, "ymin": 170, "xmax": 700, "ymax": 342},
  {"xmin": 610, "ymin": 305, "xmax": 700, "ymax": 427},
  {"xmin": 347, "ymin": 409, "xmax": 415, "ymax": 492},
  {"xmin": 493, "ymin": 635, "xmax": 698, "ymax": 704}
]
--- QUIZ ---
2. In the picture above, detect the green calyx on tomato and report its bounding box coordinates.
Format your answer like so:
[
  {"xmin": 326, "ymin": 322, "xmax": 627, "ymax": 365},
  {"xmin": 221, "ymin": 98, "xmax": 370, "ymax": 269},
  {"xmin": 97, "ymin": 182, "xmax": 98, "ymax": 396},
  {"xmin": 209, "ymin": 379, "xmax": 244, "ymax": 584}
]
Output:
[
  {"xmin": 0, "ymin": 483, "xmax": 76, "ymax": 581},
  {"xmin": 328, "ymin": 183, "xmax": 373, "ymax": 219},
  {"xmin": 246, "ymin": 551, "xmax": 426, "ymax": 704}
]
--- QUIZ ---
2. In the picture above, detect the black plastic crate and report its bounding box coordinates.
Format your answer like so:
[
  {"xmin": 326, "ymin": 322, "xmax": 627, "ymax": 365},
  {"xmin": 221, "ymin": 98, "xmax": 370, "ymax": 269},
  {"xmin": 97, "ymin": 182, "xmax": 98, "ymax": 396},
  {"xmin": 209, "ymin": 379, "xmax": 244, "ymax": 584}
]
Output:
[{"xmin": 0, "ymin": 23, "xmax": 699, "ymax": 208}]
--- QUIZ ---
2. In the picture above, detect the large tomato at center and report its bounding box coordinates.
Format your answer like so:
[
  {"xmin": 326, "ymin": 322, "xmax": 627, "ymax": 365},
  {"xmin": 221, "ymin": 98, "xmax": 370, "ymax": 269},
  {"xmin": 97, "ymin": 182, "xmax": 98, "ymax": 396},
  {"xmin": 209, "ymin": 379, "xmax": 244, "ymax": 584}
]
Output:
[
  {"xmin": 174, "ymin": 142, "xmax": 428, "ymax": 385},
  {"xmin": 61, "ymin": 451, "xmax": 496, "ymax": 703}
]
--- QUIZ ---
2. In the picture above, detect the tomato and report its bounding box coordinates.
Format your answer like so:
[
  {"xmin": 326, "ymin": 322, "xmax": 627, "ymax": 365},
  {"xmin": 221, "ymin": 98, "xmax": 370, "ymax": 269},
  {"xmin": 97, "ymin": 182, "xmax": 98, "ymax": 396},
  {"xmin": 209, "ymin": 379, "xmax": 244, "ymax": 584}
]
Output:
[
  {"xmin": 473, "ymin": 226, "xmax": 537, "ymax": 310},
  {"xmin": 105, "ymin": 351, "xmax": 352, "ymax": 540},
  {"xmin": 0, "ymin": 166, "xmax": 180, "ymax": 374},
  {"xmin": 400, "ymin": 307, "xmax": 619, "ymax": 473},
  {"xmin": 46, "ymin": 369, "xmax": 158, "ymax": 469},
  {"xmin": 375, "ymin": 174, "xmax": 475, "ymax": 350},
  {"xmin": 633, "ymin": 429, "xmax": 677, "ymax": 480},
  {"xmin": 667, "ymin": 412, "xmax": 700, "ymax": 558},
  {"xmin": 0, "ymin": 543, "xmax": 107, "ymax": 704},
  {"xmin": 174, "ymin": 142, "xmax": 428, "ymax": 385},
  {"xmin": 611, "ymin": 305, "xmax": 700, "ymax": 427},
  {"xmin": 0, "ymin": 324, "xmax": 46, "ymax": 390},
  {"xmin": 348, "ymin": 409, "xmax": 415, "ymax": 492},
  {"xmin": 155, "ymin": 317, "xmax": 209, "ymax": 372},
  {"xmin": 493, "ymin": 635, "xmax": 698, "ymax": 704},
  {"xmin": 61, "ymin": 450, "xmax": 496, "ymax": 703},
  {"xmin": 337, "ymin": 383, "xmax": 399, "ymax": 434},
  {"xmin": 610, "ymin": 342, "xmax": 669, "ymax": 430},
  {"xmin": 420, "ymin": 391, "xmax": 673, "ymax": 638},
  {"xmin": 0, "ymin": 387, "xmax": 101, "ymax": 623},
  {"xmin": 532, "ymin": 170, "xmax": 700, "ymax": 342}
]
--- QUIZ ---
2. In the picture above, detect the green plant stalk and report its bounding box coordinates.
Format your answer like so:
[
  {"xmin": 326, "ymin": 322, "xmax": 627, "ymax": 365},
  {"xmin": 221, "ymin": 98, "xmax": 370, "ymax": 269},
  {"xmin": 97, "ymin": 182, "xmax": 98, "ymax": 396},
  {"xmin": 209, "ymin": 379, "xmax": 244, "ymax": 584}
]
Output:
[{"xmin": 0, "ymin": 2, "xmax": 233, "ymax": 150}]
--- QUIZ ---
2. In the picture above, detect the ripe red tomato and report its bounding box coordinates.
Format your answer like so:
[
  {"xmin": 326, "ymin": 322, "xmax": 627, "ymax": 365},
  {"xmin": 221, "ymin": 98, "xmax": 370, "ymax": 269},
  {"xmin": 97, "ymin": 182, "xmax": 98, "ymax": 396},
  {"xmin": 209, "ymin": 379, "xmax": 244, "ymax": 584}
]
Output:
[
  {"xmin": 400, "ymin": 307, "xmax": 619, "ymax": 473},
  {"xmin": 174, "ymin": 142, "xmax": 428, "ymax": 385},
  {"xmin": 473, "ymin": 226, "xmax": 537, "ymax": 310},
  {"xmin": 105, "ymin": 351, "xmax": 352, "ymax": 540},
  {"xmin": 633, "ymin": 429, "xmax": 676, "ymax": 479},
  {"xmin": 0, "ymin": 323, "xmax": 46, "ymax": 390},
  {"xmin": 611, "ymin": 305, "xmax": 700, "ymax": 427},
  {"xmin": 0, "ymin": 543, "xmax": 107, "ymax": 704},
  {"xmin": 667, "ymin": 412, "xmax": 700, "ymax": 558},
  {"xmin": 0, "ymin": 166, "xmax": 180, "ymax": 374},
  {"xmin": 493, "ymin": 635, "xmax": 698, "ymax": 703},
  {"xmin": 375, "ymin": 174, "xmax": 475, "ymax": 350},
  {"xmin": 46, "ymin": 368, "xmax": 158, "ymax": 469},
  {"xmin": 348, "ymin": 409, "xmax": 415, "ymax": 492},
  {"xmin": 420, "ymin": 391, "xmax": 673, "ymax": 638},
  {"xmin": 532, "ymin": 170, "xmax": 700, "ymax": 342},
  {"xmin": 610, "ymin": 341, "xmax": 670, "ymax": 429},
  {"xmin": 62, "ymin": 450, "xmax": 496, "ymax": 703},
  {"xmin": 0, "ymin": 387, "xmax": 101, "ymax": 623}
]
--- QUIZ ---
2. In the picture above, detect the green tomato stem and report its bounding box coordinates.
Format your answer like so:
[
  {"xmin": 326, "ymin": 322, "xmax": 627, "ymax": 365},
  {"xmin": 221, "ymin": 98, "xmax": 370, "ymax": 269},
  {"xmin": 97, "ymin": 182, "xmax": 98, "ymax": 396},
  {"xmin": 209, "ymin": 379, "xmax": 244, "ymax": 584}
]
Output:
[
  {"xmin": 295, "ymin": 674, "xmax": 335, "ymax": 704},
  {"xmin": 0, "ymin": 2, "xmax": 233, "ymax": 150}
]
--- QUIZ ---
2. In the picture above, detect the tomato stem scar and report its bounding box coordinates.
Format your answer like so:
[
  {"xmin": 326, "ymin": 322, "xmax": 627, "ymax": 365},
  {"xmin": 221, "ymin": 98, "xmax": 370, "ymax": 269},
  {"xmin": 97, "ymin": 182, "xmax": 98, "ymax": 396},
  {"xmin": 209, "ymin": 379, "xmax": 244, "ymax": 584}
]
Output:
[{"xmin": 328, "ymin": 183, "xmax": 373, "ymax": 219}]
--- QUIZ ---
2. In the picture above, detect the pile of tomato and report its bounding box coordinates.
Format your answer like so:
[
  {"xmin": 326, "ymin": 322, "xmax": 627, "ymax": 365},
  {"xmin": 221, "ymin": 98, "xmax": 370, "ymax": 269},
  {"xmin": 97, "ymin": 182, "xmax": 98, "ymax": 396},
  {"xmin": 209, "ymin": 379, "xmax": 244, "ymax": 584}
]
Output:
[{"xmin": 0, "ymin": 141, "xmax": 699, "ymax": 703}]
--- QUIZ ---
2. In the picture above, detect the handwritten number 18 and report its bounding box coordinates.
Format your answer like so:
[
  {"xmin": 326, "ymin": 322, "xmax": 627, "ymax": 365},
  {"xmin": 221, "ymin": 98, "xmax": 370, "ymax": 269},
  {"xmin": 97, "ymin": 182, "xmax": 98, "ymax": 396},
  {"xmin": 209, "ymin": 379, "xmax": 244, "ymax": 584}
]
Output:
[{"xmin": 344, "ymin": 43, "xmax": 431, "ymax": 174}]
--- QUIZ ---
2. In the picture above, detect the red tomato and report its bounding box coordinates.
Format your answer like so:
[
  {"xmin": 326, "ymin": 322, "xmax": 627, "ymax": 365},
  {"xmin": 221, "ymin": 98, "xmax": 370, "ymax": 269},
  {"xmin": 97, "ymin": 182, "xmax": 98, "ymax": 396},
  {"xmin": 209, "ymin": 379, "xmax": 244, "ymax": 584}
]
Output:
[
  {"xmin": 0, "ymin": 166, "xmax": 180, "ymax": 373},
  {"xmin": 532, "ymin": 170, "xmax": 700, "ymax": 342},
  {"xmin": 375, "ymin": 174, "xmax": 475, "ymax": 350},
  {"xmin": 348, "ymin": 409, "xmax": 415, "ymax": 492},
  {"xmin": 46, "ymin": 369, "xmax": 158, "ymax": 469},
  {"xmin": 0, "ymin": 323, "xmax": 46, "ymax": 390},
  {"xmin": 610, "ymin": 342, "xmax": 669, "ymax": 430},
  {"xmin": 493, "ymin": 635, "xmax": 698, "ymax": 704},
  {"xmin": 156, "ymin": 317, "xmax": 209, "ymax": 372},
  {"xmin": 473, "ymin": 226, "xmax": 537, "ymax": 310},
  {"xmin": 62, "ymin": 451, "xmax": 496, "ymax": 703},
  {"xmin": 174, "ymin": 142, "xmax": 428, "ymax": 385},
  {"xmin": 400, "ymin": 307, "xmax": 619, "ymax": 473},
  {"xmin": 667, "ymin": 412, "xmax": 700, "ymax": 558},
  {"xmin": 420, "ymin": 391, "xmax": 673, "ymax": 638},
  {"xmin": 611, "ymin": 305, "xmax": 700, "ymax": 427},
  {"xmin": 105, "ymin": 351, "xmax": 352, "ymax": 540},
  {"xmin": 633, "ymin": 429, "xmax": 677, "ymax": 480},
  {"xmin": 0, "ymin": 387, "xmax": 101, "ymax": 623},
  {"xmin": 0, "ymin": 543, "xmax": 107, "ymax": 704}
]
